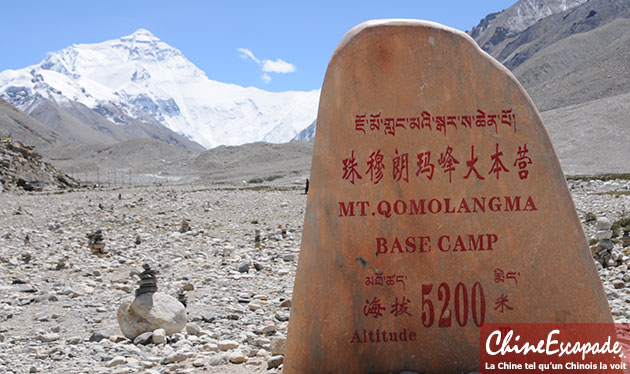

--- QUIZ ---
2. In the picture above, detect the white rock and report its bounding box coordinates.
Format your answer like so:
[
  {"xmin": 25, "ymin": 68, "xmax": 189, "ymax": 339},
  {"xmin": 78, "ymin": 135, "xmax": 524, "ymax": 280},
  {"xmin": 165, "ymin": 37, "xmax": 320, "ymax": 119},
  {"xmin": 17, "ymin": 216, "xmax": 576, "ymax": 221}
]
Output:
[
  {"xmin": 208, "ymin": 353, "xmax": 228, "ymax": 366},
  {"xmin": 117, "ymin": 292, "xmax": 186, "ymax": 339},
  {"xmin": 202, "ymin": 343, "xmax": 219, "ymax": 352},
  {"xmin": 162, "ymin": 351, "xmax": 187, "ymax": 364},
  {"xmin": 152, "ymin": 328, "xmax": 166, "ymax": 345},
  {"xmin": 106, "ymin": 356, "xmax": 127, "ymax": 367},
  {"xmin": 228, "ymin": 350, "xmax": 248, "ymax": 364},
  {"xmin": 39, "ymin": 333, "xmax": 60, "ymax": 342},
  {"xmin": 597, "ymin": 230, "xmax": 613, "ymax": 240},
  {"xmin": 185, "ymin": 323, "xmax": 200, "ymax": 336},
  {"xmin": 596, "ymin": 217, "xmax": 612, "ymax": 230},
  {"xmin": 217, "ymin": 340, "xmax": 239, "ymax": 351}
]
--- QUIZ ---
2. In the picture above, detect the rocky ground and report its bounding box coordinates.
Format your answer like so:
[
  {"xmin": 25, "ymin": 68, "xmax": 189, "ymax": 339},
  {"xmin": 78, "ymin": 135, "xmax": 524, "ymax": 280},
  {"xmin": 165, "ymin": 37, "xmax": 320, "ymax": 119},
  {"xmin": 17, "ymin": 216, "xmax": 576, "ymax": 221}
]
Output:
[{"xmin": 0, "ymin": 179, "xmax": 629, "ymax": 374}]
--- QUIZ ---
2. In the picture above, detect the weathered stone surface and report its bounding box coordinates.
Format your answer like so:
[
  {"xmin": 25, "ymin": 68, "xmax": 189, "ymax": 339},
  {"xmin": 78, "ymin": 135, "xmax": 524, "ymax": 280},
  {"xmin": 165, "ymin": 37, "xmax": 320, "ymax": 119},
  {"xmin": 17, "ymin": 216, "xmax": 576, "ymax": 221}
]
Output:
[
  {"xmin": 270, "ymin": 336, "xmax": 286, "ymax": 355},
  {"xmin": 268, "ymin": 355, "xmax": 284, "ymax": 369},
  {"xmin": 117, "ymin": 292, "xmax": 186, "ymax": 339},
  {"xmin": 133, "ymin": 331, "xmax": 153, "ymax": 345},
  {"xmin": 597, "ymin": 217, "xmax": 612, "ymax": 230},
  {"xmin": 228, "ymin": 350, "xmax": 248, "ymax": 364},
  {"xmin": 217, "ymin": 340, "xmax": 239, "ymax": 351},
  {"xmin": 39, "ymin": 333, "xmax": 60, "ymax": 342},
  {"xmin": 284, "ymin": 19, "xmax": 612, "ymax": 374}
]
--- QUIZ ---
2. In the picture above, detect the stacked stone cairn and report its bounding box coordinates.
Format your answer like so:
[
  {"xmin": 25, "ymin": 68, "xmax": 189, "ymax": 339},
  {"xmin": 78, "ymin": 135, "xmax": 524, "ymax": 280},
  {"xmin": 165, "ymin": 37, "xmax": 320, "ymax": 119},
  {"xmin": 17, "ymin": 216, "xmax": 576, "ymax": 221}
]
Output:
[
  {"xmin": 254, "ymin": 229, "xmax": 261, "ymax": 248},
  {"xmin": 180, "ymin": 219, "xmax": 190, "ymax": 233},
  {"xmin": 86, "ymin": 228, "xmax": 107, "ymax": 255},
  {"xmin": 592, "ymin": 217, "xmax": 627, "ymax": 268},
  {"xmin": 135, "ymin": 264, "xmax": 158, "ymax": 296},
  {"xmin": 117, "ymin": 264, "xmax": 187, "ymax": 341}
]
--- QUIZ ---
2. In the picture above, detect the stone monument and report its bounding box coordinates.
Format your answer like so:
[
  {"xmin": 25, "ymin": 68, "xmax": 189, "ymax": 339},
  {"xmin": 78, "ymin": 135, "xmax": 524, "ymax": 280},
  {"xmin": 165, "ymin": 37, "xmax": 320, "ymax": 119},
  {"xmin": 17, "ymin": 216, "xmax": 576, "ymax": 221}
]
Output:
[{"xmin": 283, "ymin": 20, "xmax": 612, "ymax": 373}]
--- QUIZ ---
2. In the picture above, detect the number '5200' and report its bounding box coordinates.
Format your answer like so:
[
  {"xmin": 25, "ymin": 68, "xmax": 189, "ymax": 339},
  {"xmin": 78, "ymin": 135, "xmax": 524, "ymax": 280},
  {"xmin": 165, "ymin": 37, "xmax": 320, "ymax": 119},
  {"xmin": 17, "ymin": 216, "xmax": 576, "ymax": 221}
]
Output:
[{"xmin": 421, "ymin": 282, "xmax": 485, "ymax": 328}]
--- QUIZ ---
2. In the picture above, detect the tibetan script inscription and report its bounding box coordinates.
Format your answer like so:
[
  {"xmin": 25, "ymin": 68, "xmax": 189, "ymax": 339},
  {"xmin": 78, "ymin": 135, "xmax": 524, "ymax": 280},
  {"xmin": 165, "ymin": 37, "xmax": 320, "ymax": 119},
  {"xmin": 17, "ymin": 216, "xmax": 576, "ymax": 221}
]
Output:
[{"xmin": 284, "ymin": 20, "xmax": 612, "ymax": 374}]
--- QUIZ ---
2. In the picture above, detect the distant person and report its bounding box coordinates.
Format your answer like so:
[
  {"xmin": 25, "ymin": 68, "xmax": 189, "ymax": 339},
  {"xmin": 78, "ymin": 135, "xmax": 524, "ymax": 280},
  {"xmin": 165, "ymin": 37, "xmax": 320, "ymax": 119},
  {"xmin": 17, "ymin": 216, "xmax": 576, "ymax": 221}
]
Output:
[{"xmin": 305, "ymin": 178, "xmax": 309, "ymax": 195}]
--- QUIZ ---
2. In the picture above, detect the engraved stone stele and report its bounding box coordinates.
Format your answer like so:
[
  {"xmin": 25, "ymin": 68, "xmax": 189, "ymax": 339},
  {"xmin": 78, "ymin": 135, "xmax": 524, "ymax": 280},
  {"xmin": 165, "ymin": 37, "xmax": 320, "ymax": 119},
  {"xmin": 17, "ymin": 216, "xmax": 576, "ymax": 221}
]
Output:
[{"xmin": 283, "ymin": 20, "xmax": 612, "ymax": 374}]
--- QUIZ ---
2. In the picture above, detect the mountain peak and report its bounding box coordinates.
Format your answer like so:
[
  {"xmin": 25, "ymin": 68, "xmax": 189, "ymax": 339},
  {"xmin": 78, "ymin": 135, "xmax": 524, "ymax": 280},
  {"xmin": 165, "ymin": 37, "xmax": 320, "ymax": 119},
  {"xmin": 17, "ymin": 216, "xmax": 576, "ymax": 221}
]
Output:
[
  {"xmin": 121, "ymin": 28, "xmax": 161, "ymax": 43},
  {"xmin": 0, "ymin": 27, "xmax": 319, "ymax": 149}
]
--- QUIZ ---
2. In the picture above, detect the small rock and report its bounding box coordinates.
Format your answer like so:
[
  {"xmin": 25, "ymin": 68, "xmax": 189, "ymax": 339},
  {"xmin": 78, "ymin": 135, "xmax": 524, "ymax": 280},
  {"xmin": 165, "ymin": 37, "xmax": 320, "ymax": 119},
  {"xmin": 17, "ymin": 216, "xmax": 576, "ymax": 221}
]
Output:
[
  {"xmin": 613, "ymin": 279, "xmax": 625, "ymax": 289},
  {"xmin": 109, "ymin": 335, "xmax": 127, "ymax": 343},
  {"xmin": 267, "ymin": 355, "xmax": 284, "ymax": 369},
  {"xmin": 180, "ymin": 219, "xmax": 191, "ymax": 233},
  {"xmin": 152, "ymin": 328, "xmax": 166, "ymax": 345},
  {"xmin": 202, "ymin": 343, "xmax": 219, "ymax": 352},
  {"xmin": 133, "ymin": 331, "xmax": 153, "ymax": 345},
  {"xmin": 39, "ymin": 333, "xmax": 60, "ymax": 342},
  {"xmin": 596, "ymin": 217, "xmax": 612, "ymax": 230},
  {"xmin": 599, "ymin": 239, "xmax": 614, "ymax": 251},
  {"xmin": 90, "ymin": 331, "xmax": 109, "ymax": 342},
  {"xmin": 275, "ymin": 311, "xmax": 289, "ymax": 322},
  {"xmin": 186, "ymin": 323, "xmax": 200, "ymax": 336},
  {"xmin": 270, "ymin": 337, "xmax": 286, "ymax": 355},
  {"xmin": 238, "ymin": 260, "xmax": 250, "ymax": 273},
  {"xmin": 66, "ymin": 336, "xmax": 82, "ymax": 345},
  {"xmin": 597, "ymin": 230, "xmax": 613, "ymax": 240},
  {"xmin": 162, "ymin": 351, "xmax": 187, "ymax": 364},
  {"xmin": 282, "ymin": 253, "xmax": 295, "ymax": 262},
  {"xmin": 218, "ymin": 340, "xmax": 239, "ymax": 351},
  {"xmin": 106, "ymin": 356, "xmax": 127, "ymax": 367},
  {"xmin": 201, "ymin": 313, "xmax": 215, "ymax": 323},
  {"xmin": 208, "ymin": 353, "xmax": 228, "ymax": 366},
  {"xmin": 249, "ymin": 302, "xmax": 262, "ymax": 311},
  {"xmin": 228, "ymin": 350, "xmax": 248, "ymax": 364},
  {"xmin": 262, "ymin": 325, "xmax": 277, "ymax": 334}
]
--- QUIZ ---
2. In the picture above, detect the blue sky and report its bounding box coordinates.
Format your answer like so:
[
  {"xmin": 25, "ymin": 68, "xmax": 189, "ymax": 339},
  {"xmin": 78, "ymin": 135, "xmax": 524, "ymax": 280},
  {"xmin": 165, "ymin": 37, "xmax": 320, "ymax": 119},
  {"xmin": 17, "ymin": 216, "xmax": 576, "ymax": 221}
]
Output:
[{"xmin": 1, "ymin": 0, "xmax": 515, "ymax": 92}]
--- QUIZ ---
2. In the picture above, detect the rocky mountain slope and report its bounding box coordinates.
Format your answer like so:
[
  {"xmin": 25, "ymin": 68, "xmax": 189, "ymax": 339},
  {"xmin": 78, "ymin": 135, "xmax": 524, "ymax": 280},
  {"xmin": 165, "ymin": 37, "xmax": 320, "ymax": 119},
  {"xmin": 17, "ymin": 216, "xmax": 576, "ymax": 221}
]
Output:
[
  {"xmin": 470, "ymin": 0, "xmax": 588, "ymax": 57},
  {"xmin": 0, "ymin": 29, "xmax": 319, "ymax": 149},
  {"xmin": 473, "ymin": 0, "xmax": 630, "ymax": 176},
  {"xmin": 501, "ymin": 0, "xmax": 630, "ymax": 110},
  {"xmin": 0, "ymin": 138, "xmax": 78, "ymax": 192},
  {"xmin": 290, "ymin": 120, "xmax": 316, "ymax": 142},
  {"xmin": 0, "ymin": 98, "xmax": 63, "ymax": 150},
  {"xmin": 192, "ymin": 141, "xmax": 313, "ymax": 185}
]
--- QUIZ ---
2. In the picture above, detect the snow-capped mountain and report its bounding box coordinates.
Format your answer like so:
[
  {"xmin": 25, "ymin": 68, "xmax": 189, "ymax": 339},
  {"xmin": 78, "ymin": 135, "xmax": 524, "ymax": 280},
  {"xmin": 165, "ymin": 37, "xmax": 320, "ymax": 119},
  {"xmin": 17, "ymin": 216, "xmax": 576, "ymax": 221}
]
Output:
[
  {"xmin": 0, "ymin": 29, "xmax": 320, "ymax": 149},
  {"xmin": 291, "ymin": 119, "xmax": 316, "ymax": 141}
]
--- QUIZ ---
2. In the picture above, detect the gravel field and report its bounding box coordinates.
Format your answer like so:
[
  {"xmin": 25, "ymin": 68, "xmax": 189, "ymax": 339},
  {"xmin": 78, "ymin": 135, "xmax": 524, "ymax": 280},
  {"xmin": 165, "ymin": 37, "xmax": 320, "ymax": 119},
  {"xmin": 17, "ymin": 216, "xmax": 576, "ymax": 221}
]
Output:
[{"xmin": 0, "ymin": 178, "xmax": 629, "ymax": 374}]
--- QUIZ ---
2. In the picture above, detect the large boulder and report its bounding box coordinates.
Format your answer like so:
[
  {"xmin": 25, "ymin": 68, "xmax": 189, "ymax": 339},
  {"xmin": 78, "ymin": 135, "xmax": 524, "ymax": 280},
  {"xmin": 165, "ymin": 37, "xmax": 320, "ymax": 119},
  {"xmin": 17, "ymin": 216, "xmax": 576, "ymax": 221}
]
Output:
[{"xmin": 117, "ymin": 292, "xmax": 186, "ymax": 339}]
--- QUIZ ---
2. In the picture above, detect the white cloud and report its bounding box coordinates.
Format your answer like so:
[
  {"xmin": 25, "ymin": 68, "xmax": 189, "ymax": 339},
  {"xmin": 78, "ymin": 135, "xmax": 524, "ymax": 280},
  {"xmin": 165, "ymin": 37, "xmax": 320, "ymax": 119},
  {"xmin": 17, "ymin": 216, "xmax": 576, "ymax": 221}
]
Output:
[
  {"xmin": 262, "ymin": 59, "xmax": 296, "ymax": 74},
  {"xmin": 238, "ymin": 48, "xmax": 260, "ymax": 64},
  {"xmin": 238, "ymin": 47, "xmax": 296, "ymax": 83}
]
